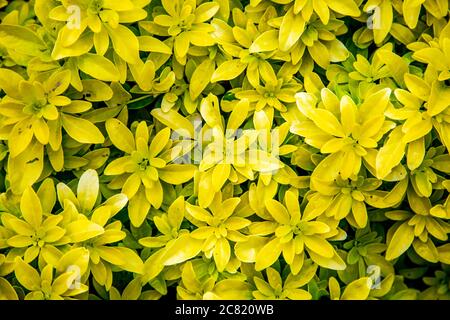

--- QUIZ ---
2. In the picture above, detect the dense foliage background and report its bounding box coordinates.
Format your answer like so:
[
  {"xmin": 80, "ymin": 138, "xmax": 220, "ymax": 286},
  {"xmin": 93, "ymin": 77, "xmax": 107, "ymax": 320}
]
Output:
[{"xmin": 0, "ymin": 0, "xmax": 449, "ymax": 300}]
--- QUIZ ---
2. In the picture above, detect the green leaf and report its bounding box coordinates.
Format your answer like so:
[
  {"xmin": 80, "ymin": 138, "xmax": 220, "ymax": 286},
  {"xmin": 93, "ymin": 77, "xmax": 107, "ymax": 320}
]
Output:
[{"xmin": 128, "ymin": 95, "xmax": 155, "ymax": 110}]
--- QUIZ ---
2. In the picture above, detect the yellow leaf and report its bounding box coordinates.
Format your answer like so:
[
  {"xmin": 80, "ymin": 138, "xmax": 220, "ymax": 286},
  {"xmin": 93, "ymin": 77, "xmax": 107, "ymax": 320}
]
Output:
[
  {"xmin": 286, "ymin": 289, "xmax": 312, "ymax": 300},
  {"xmin": 211, "ymin": 163, "xmax": 230, "ymax": 191},
  {"xmin": 313, "ymin": 0, "xmax": 330, "ymax": 24},
  {"xmin": 56, "ymin": 247, "xmax": 90, "ymax": 275},
  {"xmin": 143, "ymin": 250, "xmax": 165, "ymax": 282},
  {"xmin": 309, "ymin": 42, "xmax": 331, "ymax": 70},
  {"xmin": 9, "ymin": 118, "xmax": 34, "ymax": 157},
  {"xmin": 213, "ymin": 237, "xmax": 231, "ymax": 272},
  {"xmin": 285, "ymin": 260, "xmax": 318, "ymax": 288},
  {"xmin": 413, "ymin": 48, "xmax": 447, "ymax": 71},
  {"xmin": 204, "ymin": 279, "xmax": 252, "ymax": 300},
  {"xmin": 265, "ymin": 199, "xmax": 290, "ymax": 225},
  {"xmin": 128, "ymin": 187, "xmax": 150, "ymax": 227},
  {"xmin": 340, "ymin": 96, "xmax": 357, "ymax": 135},
  {"xmin": 189, "ymin": 58, "xmax": 215, "ymax": 100},
  {"xmin": 194, "ymin": 2, "xmax": 220, "ymax": 23},
  {"xmin": 160, "ymin": 234, "xmax": 204, "ymax": 266},
  {"xmin": 0, "ymin": 68, "xmax": 24, "ymax": 99},
  {"xmin": 279, "ymin": 7, "xmax": 306, "ymax": 52},
  {"xmin": 106, "ymin": 24, "xmax": 140, "ymax": 64},
  {"xmin": 0, "ymin": 278, "xmax": 18, "ymax": 300},
  {"xmin": 376, "ymin": 127, "xmax": 406, "ymax": 179},
  {"xmin": 249, "ymin": 30, "xmax": 279, "ymax": 53},
  {"xmin": 52, "ymin": 31, "xmax": 92, "ymax": 60},
  {"xmin": 144, "ymin": 180, "xmax": 163, "ymax": 208},
  {"xmin": 351, "ymin": 200, "xmax": 368, "ymax": 228},
  {"xmin": 7, "ymin": 235, "xmax": 33, "ymax": 247},
  {"xmin": 413, "ymin": 238, "xmax": 439, "ymax": 263},
  {"xmin": 139, "ymin": 36, "xmax": 172, "ymax": 54},
  {"xmin": 234, "ymin": 237, "xmax": 267, "ymax": 264},
  {"xmin": 341, "ymin": 277, "xmax": 372, "ymax": 300},
  {"xmin": 427, "ymin": 80, "xmax": 450, "ymax": 116},
  {"xmin": 308, "ymin": 250, "xmax": 346, "ymax": 270},
  {"xmin": 66, "ymin": 219, "xmax": 104, "ymax": 242},
  {"xmin": 149, "ymin": 127, "xmax": 170, "ymax": 157},
  {"xmin": 106, "ymin": 118, "xmax": 135, "ymax": 154},
  {"xmin": 61, "ymin": 114, "xmax": 105, "ymax": 144},
  {"xmin": 255, "ymin": 238, "xmax": 283, "ymax": 271},
  {"xmin": 377, "ymin": 50, "xmax": 408, "ymax": 86},
  {"xmin": 130, "ymin": 60, "xmax": 155, "ymax": 91},
  {"xmin": 52, "ymin": 271, "xmax": 80, "ymax": 295},
  {"xmin": 77, "ymin": 54, "xmax": 120, "ymax": 82},
  {"xmin": 94, "ymin": 27, "xmax": 109, "ymax": 55},
  {"xmin": 186, "ymin": 203, "xmax": 212, "ymax": 222},
  {"xmin": 402, "ymin": 0, "xmax": 423, "ymax": 28},
  {"xmin": 8, "ymin": 141, "xmax": 44, "ymax": 194},
  {"xmin": 0, "ymin": 25, "xmax": 46, "ymax": 56},
  {"xmin": 372, "ymin": 0, "xmax": 393, "ymax": 45},
  {"xmin": 174, "ymin": 31, "xmax": 190, "ymax": 59},
  {"xmin": 14, "ymin": 258, "xmax": 41, "ymax": 291},
  {"xmin": 20, "ymin": 186, "xmax": 42, "ymax": 229},
  {"xmin": 312, "ymin": 109, "xmax": 345, "ymax": 137},
  {"xmin": 438, "ymin": 244, "xmax": 450, "ymax": 264},
  {"xmin": 386, "ymin": 222, "xmax": 414, "ymax": 260},
  {"xmin": 151, "ymin": 108, "xmax": 194, "ymax": 138},
  {"xmin": 81, "ymin": 79, "xmax": 114, "ymax": 102},
  {"xmin": 304, "ymin": 235, "xmax": 335, "ymax": 258},
  {"xmin": 328, "ymin": 277, "xmax": 341, "ymax": 300},
  {"xmin": 122, "ymin": 278, "xmax": 142, "ymax": 300},
  {"xmin": 32, "ymin": 118, "xmax": 50, "ymax": 145},
  {"xmin": 122, "ymin": 173, "xmax": 141, "ymax": 199},
  {"xmin": 326, "ymin": 0, "xmax": 360, "ymax": 17},
  {"xmin": 77, "ymin": 169, "xmax": 99, "ymax": 213},
  {"xmin": 189, "ymin": 31, "xmax": 215, "ymax": 47},
  {"xmin": 226, "ymin": 99, "xmax": 249, "ymax": 133},
  {"xmin": 211, "ymin": 59, "xmax": 246, "ymax": 82}
]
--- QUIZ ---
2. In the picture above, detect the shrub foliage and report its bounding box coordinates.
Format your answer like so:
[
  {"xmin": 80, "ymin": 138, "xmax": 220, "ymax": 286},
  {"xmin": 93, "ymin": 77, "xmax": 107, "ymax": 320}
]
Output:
[{"xmin": 0, "ymin": 0, "xmax": 449, "ymax": 300}]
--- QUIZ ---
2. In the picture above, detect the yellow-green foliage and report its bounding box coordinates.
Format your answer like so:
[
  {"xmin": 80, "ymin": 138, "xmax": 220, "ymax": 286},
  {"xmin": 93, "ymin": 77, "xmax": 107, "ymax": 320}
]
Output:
[{"xmin": 0, "ymin": 0, "xmax": 449, "ymax": 300}]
